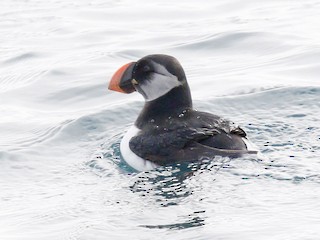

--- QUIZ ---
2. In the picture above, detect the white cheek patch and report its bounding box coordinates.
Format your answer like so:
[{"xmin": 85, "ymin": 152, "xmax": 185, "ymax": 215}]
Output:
[{"xmin": 139, "ymin": 62, "xmax": 182, "ymax": 101}]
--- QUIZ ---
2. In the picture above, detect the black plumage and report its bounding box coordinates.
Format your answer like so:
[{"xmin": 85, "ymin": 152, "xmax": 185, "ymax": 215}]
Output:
[
  {"xmin": 108, "ymin": 54, "xmax": 258, "ymax": 168},
  {"xmin": 130, "ymin": 108, "xmax": 256, "ymax": 164}
]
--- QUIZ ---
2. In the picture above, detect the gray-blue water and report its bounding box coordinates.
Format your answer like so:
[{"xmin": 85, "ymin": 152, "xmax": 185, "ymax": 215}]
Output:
[{"xmin": 1, "ymin": 0, "xmax": 320, "ymax": 239}]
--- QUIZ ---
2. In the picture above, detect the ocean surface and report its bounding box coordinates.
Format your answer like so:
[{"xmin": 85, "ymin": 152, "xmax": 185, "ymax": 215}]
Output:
[{"xmin": 1, "ymin": 0, "xmax": 320, "ymax": 239}]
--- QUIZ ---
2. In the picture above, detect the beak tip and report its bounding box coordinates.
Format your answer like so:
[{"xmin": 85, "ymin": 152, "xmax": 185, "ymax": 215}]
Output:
[{"xmin": 108, "ymin": 62, "xmax": 136, "ymax": 94}]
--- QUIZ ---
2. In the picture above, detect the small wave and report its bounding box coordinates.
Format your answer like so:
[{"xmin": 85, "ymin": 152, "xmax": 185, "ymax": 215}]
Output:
[
  {"xmin": 111, "ymin": 50, "xmax": 147, "ymax": 61},
  {"xmin": 171, "ymin": 31, "xmax": 293, "ymax": 55},
  {"xmin": 44, "ymin": 83, "xmax": 107, "ymax": 103},
  {"xmin": 200, "ymin": 86, "xmax": 320, "ymax": 112},
  {"xmin": 2, "ymin": 52, "xmax": 40, "ymax": 65},
  {"xmin": 0, "ymin": 120, "xmax": 72, "ymax": 151},
  {"xmin": 0, "ymin": 69, "xmax": 47, "ymax": 93},
  {"xmin": 0, "ymin": 51, "xmax": 48, "ymax": 92}
]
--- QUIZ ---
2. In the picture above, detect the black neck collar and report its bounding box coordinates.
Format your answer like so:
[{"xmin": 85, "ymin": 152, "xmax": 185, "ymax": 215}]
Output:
[{"xmin": 135, "ymin": 83, "xmax": 192, "ymax": 129}]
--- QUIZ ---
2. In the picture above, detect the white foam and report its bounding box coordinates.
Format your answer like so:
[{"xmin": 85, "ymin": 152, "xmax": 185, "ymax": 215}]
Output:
[{"xmin": 120, "ymin": 125, "xmax": 159, "ymax": 171}]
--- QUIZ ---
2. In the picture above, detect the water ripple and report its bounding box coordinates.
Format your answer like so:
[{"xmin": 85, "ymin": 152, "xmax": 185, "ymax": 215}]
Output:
[
  {"xmin": 2, "ymin": 52, "xmax": 41, "ymax": 65},
  {"xmin": 0, "ymin": 120, "xmax": 72, "ymax": 151},
  {"xmin": 172, "ymin": 31, "xmax": 293, "ymax": 54},
  {"xmin": 1, "ymin": 0, "xmax": 320, "ymax": 238}
]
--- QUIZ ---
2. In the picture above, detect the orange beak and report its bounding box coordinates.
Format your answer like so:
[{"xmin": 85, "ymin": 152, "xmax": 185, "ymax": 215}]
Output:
[{"xmin": 108, "ymin": 62, "xmax": 136, "ymax": 94}]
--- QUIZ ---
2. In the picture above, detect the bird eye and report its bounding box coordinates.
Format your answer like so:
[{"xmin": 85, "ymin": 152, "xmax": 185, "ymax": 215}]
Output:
[{"xmin": 142, "ymin": 65, "xmax": 151, "ymax": 72}]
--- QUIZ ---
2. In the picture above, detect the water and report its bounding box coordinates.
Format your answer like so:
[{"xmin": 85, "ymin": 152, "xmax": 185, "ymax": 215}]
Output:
[{"xmin": 1, "ymin": 0, "xmax": 320, "ymax": 239}]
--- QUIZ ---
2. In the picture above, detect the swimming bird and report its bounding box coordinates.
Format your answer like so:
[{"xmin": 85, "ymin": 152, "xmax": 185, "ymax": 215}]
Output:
[{"xmin": 108, "ymin": 54, "xmax": 257, "ymax": 171}]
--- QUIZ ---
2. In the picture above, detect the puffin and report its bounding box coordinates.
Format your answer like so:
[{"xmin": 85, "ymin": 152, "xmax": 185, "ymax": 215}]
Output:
[{"xmin": 108, "ymin": 54, "xmax": 258, "ymax": 171}]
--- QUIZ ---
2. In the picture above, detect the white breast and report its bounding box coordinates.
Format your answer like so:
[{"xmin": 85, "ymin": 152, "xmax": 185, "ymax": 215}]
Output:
[{"xmin": 120, "ymin": 125, "xmax": 159, "ymax": 171}]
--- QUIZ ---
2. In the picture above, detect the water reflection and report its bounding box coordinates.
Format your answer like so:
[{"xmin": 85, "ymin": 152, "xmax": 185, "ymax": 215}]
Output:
[
  {"xmin": 129, "ymin": 157, "xmax": 232, "ymax": 207},
  {"xmin": 140, "ymin": 211, "xmax": 206, "ymax": 230}
]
